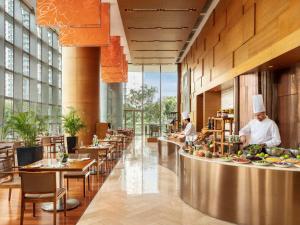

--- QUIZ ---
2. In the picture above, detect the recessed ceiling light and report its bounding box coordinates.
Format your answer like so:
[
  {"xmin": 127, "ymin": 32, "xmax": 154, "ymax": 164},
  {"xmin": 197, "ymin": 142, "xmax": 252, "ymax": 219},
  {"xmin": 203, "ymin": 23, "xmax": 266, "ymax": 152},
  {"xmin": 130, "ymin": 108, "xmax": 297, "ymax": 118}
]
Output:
[
  {"xmin": 268, "ymin": 65, "xmax": 273, "ymax": 68},
  {"xmin": 125, "ymin": 8, "xmax": 197, "ymax": 12},
  {"xmin": 128, "ymin": 26, "xmax": 188, "ymax": 30},
  {"xmin": 131, "ymin": 40, "xmax": 182, "ymax": 43}
]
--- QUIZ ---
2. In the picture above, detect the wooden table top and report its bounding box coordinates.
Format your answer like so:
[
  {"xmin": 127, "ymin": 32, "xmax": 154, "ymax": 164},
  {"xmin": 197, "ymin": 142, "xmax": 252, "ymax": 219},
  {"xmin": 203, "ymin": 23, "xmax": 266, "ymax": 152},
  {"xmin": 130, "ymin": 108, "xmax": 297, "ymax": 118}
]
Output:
[
  {"xmin": 81, "ymin": 145, "xmax": 112, "ymax": 150},
  {"xmin": 20, "ymin": 158, "xmax": 95, "ymax": 172}
]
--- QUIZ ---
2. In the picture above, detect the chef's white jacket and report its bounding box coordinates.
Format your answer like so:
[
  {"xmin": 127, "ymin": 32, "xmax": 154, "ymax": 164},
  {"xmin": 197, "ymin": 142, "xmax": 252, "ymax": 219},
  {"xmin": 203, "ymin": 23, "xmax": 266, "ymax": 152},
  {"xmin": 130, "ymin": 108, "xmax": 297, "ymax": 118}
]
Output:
[
  {"xmin": 239, "ymin": 117, "xmax": 281, "ymax": 147},
  {"xmin": 183, "ymin": 122, "xmax": 197, "ymax": 136}
]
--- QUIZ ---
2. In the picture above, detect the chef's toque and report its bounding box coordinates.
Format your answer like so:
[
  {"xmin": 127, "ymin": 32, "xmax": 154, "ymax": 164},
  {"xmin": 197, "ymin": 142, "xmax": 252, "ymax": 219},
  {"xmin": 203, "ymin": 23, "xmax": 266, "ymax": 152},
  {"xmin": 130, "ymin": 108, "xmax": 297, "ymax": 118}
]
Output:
[
  {"xmin": 181, "ymin": 112, "xmax": 190, "ymax": 120},
  {"xmin": 252, "ymin": 95, "xmax": 266, "ymax": 113}
]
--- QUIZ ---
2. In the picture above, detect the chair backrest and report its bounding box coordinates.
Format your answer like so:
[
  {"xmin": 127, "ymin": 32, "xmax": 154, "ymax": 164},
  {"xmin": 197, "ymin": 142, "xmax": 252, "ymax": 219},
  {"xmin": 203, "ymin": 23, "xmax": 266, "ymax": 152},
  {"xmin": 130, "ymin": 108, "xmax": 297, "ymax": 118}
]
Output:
[
  {"xmin": 0, "ymin": 158, "xmax": 13, "ymax": 180},
  {"xmin": 68, "ymin": 153, "xmax": 90, "ymax": 159},
  {"xmin": 41, "ymin": 137, "xmax": 51, "ymax": 145},
  {"xmin": 21, "ymin": 172, "xmax": 56, "ymax": 194}
]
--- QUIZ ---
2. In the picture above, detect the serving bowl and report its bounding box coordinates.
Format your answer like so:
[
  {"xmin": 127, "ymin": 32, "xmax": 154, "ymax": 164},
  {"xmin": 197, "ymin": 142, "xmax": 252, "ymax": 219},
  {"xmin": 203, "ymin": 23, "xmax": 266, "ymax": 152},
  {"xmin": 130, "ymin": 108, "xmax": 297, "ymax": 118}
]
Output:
[
  {"xmin": 288, "ymin": 149, "xmax": 300, "ymax": 157},
  {"xmin": 265, "ymin": 147, "xmax": 285, "ymax": 156}
]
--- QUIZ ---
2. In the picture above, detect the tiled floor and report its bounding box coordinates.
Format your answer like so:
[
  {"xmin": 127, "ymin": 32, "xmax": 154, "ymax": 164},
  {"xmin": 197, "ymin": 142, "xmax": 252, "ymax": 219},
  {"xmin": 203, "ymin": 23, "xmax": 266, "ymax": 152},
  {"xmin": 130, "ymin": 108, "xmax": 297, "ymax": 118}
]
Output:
[{"xmin": 78, "ymin": 137, "xmax": 234, "ymax": 225}]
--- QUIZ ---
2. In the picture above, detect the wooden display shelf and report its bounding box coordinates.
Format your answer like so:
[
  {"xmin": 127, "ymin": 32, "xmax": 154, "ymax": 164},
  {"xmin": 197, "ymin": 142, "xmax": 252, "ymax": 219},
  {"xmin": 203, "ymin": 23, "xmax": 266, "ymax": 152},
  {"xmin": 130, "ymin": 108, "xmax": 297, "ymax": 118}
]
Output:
[{"xmin": 215, "ymin": 141, "xmax": 242, "ymax": 146}]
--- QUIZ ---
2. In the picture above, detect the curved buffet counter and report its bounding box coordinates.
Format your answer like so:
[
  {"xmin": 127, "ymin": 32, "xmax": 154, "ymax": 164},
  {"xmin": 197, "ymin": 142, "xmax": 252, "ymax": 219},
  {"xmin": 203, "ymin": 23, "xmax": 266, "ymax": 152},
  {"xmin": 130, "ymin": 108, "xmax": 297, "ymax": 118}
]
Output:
[{"xmin": 158, "ymin": 137, "xmax": 300, "ymax": 225}]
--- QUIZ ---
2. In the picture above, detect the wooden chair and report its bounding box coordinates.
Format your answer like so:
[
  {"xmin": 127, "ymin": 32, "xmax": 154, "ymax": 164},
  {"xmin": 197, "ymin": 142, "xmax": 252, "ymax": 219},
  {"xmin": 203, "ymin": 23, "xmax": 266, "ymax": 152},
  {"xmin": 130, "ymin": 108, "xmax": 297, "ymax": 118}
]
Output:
[
  {"xmin": 77, "ymin": 148, "xmax": 105, "ymax": 177},
  {"xmin": 41, "ymin": 137, "xmax": 55, "ymax": 158},
  {"xmin": 64, "ymin": 153, "xmax": 91, "ymax": 197},
  {"xmin": 20, "ymin": 171, "xmax": 66, "ymax": 225},
  {"xmin": 0, "ymin": 158, "xmax": 21, "ymax": 201}
]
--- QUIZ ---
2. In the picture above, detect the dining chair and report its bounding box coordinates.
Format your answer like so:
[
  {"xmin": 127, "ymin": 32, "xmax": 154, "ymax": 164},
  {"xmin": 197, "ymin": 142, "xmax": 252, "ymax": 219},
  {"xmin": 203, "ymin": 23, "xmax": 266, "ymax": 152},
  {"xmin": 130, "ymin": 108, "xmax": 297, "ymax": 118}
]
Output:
[
  {"xmin": 77, "ymin": 148, "xmax": 105, "ymax": 177},
  {"xmin": 0, "ymin": 158, "xmax": 21, "ymax": 201},
  {"xmin": 41, "ymin": 137, "xmax": 55, "ymax": 158},
  {"xmin": 20, "ymin": 171, "xmax": 66, "ymax": 225},
  {"xmin": 64, "ymin": 153, "xmax": 91, "ymax": 197}
]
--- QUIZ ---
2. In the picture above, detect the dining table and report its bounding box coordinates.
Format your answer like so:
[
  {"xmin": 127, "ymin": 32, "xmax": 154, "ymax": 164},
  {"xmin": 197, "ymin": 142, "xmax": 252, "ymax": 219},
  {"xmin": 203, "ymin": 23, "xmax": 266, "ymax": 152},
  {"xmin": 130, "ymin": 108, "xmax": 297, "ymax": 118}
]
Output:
[{"xmin": 20, "ymin": 158, "xmax": 95, "ymax": 211}]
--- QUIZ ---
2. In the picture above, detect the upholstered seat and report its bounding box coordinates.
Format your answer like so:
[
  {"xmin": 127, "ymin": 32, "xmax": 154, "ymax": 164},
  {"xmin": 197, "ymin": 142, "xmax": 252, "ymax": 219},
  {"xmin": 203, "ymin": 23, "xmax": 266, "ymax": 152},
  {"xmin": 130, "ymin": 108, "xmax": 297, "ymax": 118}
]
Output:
[{"xmin": 25, "ymin": 188, "xmax": 65, "ymax": 199}]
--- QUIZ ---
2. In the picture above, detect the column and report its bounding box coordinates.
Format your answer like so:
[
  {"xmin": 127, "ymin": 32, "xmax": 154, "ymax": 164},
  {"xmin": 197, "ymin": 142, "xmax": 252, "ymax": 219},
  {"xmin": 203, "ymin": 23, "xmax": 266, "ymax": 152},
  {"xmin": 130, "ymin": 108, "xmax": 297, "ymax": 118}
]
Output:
[
  {"xmin": 110, "ymin": 83, "xmax": 123, "ymax": 129},
  {"xmin": 62, "ymin": 47, "xmax": 100, "ymax": 145}
]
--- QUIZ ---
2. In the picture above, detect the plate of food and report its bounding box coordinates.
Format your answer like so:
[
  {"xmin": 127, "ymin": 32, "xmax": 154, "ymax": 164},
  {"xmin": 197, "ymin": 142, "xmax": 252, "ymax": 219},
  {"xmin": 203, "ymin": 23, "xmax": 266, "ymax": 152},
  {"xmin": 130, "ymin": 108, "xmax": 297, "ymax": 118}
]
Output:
[
  {"xmin": 233, "ymin": 158, "xmax": 251, "ymax": 164},
  {"xmin": 294, "ymin": 163, "xmax": 300, "ymax": 168},
  {"xmin": 218, "ymin": 157, "xmax": 232, "ymax": 162},
  {"xmin": 252, "ymin": 160, "xmax": 271, "ymax": 166},
  {"xmin": 265, "ymin": 157, "xmax": 282, "ymax": 163},
  {"xmin": 283, "ymin": 158, "xmax": 299, "ymax": 164},
  {"xmin": 273, "ymin": 162, "xmax": 293, "ymax": 168}
]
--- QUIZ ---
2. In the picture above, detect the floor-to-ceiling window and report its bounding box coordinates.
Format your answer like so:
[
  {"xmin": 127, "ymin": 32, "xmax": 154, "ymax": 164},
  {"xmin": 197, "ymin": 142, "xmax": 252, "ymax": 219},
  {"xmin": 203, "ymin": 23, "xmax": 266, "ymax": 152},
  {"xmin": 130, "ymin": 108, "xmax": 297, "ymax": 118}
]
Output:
[
  {"xmin": 0, "ymin": 0, "xmax": 62, "ymax": 138},
  {"xmin": 124, "ymin": 64, "xmax": 178, "ymax": 135}
]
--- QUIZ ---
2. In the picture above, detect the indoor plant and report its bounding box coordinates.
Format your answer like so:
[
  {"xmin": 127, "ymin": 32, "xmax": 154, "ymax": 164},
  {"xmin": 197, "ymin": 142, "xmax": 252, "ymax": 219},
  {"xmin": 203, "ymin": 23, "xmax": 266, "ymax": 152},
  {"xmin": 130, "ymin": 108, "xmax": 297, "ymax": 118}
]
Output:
[
  {"xmin": 62, "ymin": 107, "xmax": 85, "ymax": 153},
  {"xmin": 4, "ymin": 111, "xmax": 48, "ymax": 166}
]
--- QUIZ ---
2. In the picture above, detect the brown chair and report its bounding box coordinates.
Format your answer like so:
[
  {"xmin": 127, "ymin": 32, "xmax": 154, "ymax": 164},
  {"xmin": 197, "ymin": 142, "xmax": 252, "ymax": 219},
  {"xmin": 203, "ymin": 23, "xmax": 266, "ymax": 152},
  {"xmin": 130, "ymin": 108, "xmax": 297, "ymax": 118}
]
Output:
[
  {"xmin": 41, "ymin": 137, "xmax": 55, "ymax": 158},
  {"xmin": 64, "ymin": 153, "xmax": 91, "ymax": 197},
  {"xmin": 77, "ymin": 148, "xmax": 105, "ymax": 176},
  {"xmin": 0, "ymin": 158, "xmax": 21, "ymax": 201},
  {"xmin": 20, "ymin": 172, "xmax": 66, "ymax": 225}
]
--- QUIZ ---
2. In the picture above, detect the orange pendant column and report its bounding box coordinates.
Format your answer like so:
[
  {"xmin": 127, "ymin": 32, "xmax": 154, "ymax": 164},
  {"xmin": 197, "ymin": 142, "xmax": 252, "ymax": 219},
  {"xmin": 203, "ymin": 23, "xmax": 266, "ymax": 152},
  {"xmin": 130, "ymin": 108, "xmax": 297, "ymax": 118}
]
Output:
[{"xmin": 62, "ymin": 47, "xmax": 100, "ymax": 145}]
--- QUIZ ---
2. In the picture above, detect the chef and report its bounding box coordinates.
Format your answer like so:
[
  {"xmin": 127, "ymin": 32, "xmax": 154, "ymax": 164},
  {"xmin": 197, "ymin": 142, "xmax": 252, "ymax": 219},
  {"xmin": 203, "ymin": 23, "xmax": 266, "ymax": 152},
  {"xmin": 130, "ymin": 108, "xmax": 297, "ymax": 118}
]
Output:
[
  {"xmin": 178, "ymin": 112, "xmax": 197, "ymax": 138},
  {"xmin": 239, "ymin": 95, "xmax": 281, "ymax": 147}
]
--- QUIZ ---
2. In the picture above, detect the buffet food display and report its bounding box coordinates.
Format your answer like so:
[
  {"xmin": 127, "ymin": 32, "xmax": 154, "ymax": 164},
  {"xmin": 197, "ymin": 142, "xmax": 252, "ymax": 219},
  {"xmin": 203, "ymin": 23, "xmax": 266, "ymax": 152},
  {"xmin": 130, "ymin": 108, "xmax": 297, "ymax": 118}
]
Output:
[{"xmin": 182, "ymin": 143, "xmax": 300, "ymax": 169}]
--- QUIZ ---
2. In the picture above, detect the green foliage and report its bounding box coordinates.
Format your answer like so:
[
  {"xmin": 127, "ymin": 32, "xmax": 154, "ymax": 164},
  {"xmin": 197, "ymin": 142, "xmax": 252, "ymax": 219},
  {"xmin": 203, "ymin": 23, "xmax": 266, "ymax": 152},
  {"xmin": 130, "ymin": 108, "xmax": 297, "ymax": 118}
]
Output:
[
  {"xmin": 0, "ymin": 124, "xmax": 10, "ymax": 141},
  {"xmin": 4, "ymin": 111, "xmax": 49, "ymax": 147},
  {"xmin": 62, "ymin": 107, "xmax": 85, "ymax": 137},
  {"xmin": 125, "ymin": 85, "xmax": 157, "ymax": 110}
]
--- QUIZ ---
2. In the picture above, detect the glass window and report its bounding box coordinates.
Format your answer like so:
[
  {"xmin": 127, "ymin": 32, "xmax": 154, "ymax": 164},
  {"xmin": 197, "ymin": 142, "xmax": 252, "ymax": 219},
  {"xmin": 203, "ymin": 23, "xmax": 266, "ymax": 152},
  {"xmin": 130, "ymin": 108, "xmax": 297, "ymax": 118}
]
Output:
[
  {"xmin": 5, "ymin": 72, "xmax": 14, "ymax": 98},
  {"xmin": 48, "ymin": 30, "xmax": 53, "ymax": 46},
  {"xmin": 5, "ymin": 19, "xmax": 14, "ymax": 43},
  {"xmin": 58, "ymin": 73, "xmax": 62, "ymax": 88},
  {"xmin": 21, "ymin": 7, "xmax": 30, "ymax": 29},
  {"xmin": 49, "ymin": 86, "xmax": 53, "ymax": 103},
  {"xmin": 37, "ymin": 83, "xmax": 42, "ymax": 102},
  {"xmin": 23, "ymin": 78, "xmax": 29, "ymax": 100},
  {"xmin": 37, "ymin": 41, "xmax": 41, "ymax": 59},
  {"xmin": 23, "ymin": 101, "xmax": 29, "ymax": 112},
  {"xmin": 23, "ymin": 32, "xmax": 30, "ymax": 52},
  {"xmin": 5, "ymin": 45, "xmax": 14, "ymax": 71},
  {"xmin": 23, "ymin": 54, "xmax": 30, "ymax": 76},
  {"xmin": 58, "ymin": 56, "xmax": 62, "ymax": 70},
  {"xmin": 37, "ymin": 26, "xmax": 42, "ymax": 38},
  {"xmin": 58, "ymin": 89, "xmax": 62, "ymax": 104},
  {"xmin": 5, "ymin": 0, "xmax": 14, "ymax": 16},
  {"xmin": 37, "ymin": 62, "xmax": 42, "ymax": 81},
  {"xmin": 48, "ymin": 67, "xmax": 53, "ymax": 84},
  {"xmin": 4, "ymin": 99, "xmax": 13, "ymax": 118},
  {"xmin": 48, "ymin": 50, "xmax": 52, "ymax": 65},
  {"xmin": 48, "ymin": 105, "xmax": 52, "ymax": 119}
]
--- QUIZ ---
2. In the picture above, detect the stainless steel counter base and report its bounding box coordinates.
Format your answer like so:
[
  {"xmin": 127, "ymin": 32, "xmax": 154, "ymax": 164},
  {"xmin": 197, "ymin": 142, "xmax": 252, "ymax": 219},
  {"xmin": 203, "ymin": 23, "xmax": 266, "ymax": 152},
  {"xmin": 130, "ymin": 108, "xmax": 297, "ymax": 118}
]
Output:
[{"xmin": 158, "ymin": 137, "xmax": 300, "ymax": 225}]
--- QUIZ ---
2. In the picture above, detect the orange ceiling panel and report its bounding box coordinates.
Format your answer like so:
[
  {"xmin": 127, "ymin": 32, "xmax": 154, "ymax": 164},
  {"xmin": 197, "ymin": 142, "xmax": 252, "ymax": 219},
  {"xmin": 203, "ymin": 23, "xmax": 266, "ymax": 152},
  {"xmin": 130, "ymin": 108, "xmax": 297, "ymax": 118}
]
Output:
[
  {"xmin": 37, "ymin": 0, "xmax": 101, "ymax": 27},
  {"xmin": 102, "ymin": 54, "xmax": 128, "ymax": 83},
  {"xmin": 58, "ymin": 3, "xmax": 110, "ymax": 46},
  {"xmin": 101, "ymin": 36, "xmax": 123, "ymax": 67}
]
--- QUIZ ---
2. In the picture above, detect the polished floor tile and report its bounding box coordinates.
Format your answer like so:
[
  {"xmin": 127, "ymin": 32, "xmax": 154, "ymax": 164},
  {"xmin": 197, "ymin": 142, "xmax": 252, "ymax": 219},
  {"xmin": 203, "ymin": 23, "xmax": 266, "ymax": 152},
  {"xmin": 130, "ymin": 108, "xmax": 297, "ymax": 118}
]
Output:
[{"xmin": 78, "ymin": 137, "xmax": 234, "ymax": 225}]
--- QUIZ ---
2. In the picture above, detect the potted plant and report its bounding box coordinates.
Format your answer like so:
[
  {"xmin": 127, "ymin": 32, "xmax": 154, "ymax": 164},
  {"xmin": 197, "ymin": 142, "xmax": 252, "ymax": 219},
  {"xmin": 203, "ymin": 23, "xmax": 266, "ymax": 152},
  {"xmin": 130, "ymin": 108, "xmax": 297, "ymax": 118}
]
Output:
[
  {"xmin": 62, "ymin": 107, "xmax": 85, "ymax": 153},
  {"xmin": 4, "ymin": 111, "xmax": 48, "ymax": 166}
]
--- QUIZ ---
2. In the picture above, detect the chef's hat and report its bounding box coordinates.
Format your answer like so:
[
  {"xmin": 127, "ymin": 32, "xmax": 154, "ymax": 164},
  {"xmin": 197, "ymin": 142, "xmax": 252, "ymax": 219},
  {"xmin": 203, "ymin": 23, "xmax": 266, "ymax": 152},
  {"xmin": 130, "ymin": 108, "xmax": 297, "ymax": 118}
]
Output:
[
  {"xmin": 181, "ymin": 112, "xmax": 190, "ymax": 120},
  {"xmin": 252, "ymin": 95, "xmax": 266, "ymax": 113}
]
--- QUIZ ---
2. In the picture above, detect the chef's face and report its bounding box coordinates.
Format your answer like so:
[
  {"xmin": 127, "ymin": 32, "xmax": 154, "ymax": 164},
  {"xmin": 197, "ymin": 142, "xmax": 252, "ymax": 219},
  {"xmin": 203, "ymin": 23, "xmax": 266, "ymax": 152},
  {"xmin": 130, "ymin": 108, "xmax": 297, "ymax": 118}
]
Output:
[{"xmin": 255, "ymin": 112, "xmax": 266, "ymax": 121}]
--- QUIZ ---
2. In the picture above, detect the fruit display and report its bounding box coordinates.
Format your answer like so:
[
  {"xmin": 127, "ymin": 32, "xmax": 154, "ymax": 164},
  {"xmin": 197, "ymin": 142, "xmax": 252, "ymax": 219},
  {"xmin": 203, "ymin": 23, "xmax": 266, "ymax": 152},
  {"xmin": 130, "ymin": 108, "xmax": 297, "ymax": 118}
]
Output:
[
  {"xmin": 273, "ymin": 162, "xmax": 293, "ymax": 168},
  {"xmin": 252, "ymin": 160, "xmax": 271, "ymax": 166},
  {"xmin": 212, "ymin": 152, "xmax": 219, "ymax": 158},
  {"xmin": 233, "ymin": 158, "xmax": 251, "ymax": 164}
]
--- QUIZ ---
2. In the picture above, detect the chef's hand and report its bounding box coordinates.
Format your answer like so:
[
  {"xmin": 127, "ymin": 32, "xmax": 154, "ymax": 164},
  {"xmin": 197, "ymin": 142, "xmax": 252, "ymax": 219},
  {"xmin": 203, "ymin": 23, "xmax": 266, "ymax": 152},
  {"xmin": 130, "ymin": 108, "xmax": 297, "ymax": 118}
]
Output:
[{"xmin": 240, "ymin": 135, "xmax": 246, "ymax": 144}]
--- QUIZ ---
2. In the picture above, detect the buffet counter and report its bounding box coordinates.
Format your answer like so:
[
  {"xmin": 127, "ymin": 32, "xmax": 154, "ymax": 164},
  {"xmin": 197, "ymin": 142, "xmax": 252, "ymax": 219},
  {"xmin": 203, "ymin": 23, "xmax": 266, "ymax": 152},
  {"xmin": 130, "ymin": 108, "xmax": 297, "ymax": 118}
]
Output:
[{"xmin": 158, "ymin": 137, "xmax": 300, "ymax": 225}]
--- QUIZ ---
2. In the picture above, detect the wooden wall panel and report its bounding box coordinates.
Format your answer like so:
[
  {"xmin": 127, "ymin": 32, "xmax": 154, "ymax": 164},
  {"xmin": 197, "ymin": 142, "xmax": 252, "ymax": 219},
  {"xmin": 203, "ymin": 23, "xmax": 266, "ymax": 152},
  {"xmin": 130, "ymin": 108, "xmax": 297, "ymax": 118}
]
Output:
[
  {"xmin": 239, "ymin": 73, "xmax": 258, "ymax": 128},
  {"xmin": 182, "ymin": 0, "xmax": 300, "ymax": 117}
]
